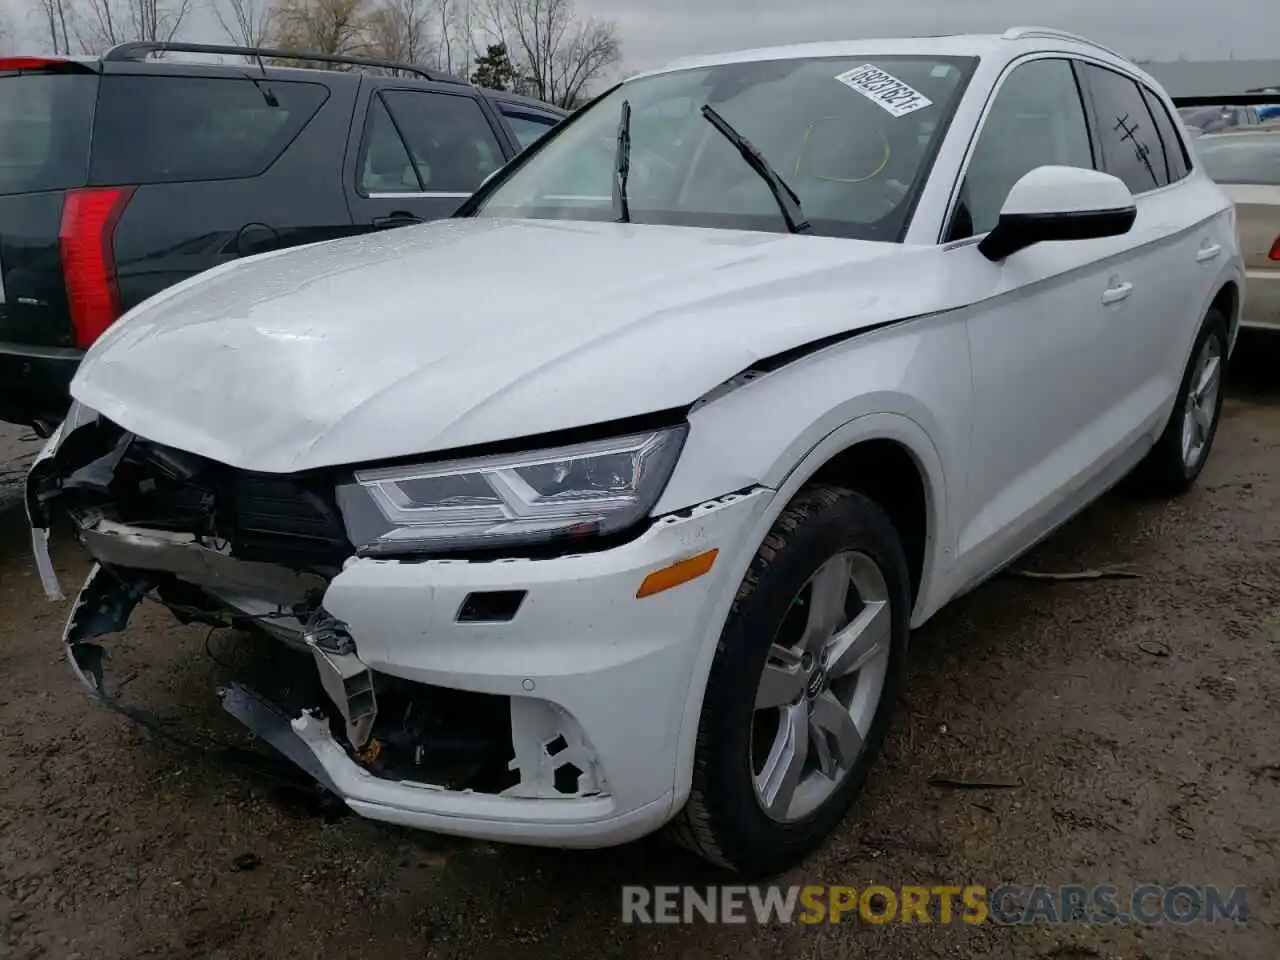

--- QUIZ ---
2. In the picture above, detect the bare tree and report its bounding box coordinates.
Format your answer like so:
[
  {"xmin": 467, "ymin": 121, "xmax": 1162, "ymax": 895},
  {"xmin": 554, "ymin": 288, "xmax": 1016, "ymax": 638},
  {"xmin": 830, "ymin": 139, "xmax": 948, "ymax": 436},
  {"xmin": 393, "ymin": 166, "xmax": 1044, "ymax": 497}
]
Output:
[
  {"xmin": 362, "ymin": 0, "xmax": 433, "ymax": 66},
  {"xmin": 38, "ymin": 0, "xmax": 75, "ymax": 55},
  {"xmin": 271, "ymin": 0, "xmax": 368, "ymax": 60},
  {"xmin": 76, "ymin": 0, "xmax": 193, "ymax": 50},
  {"xmin": 481, "ymin": 0, "xmax": 619, "ymax": 107},
  {"xmin": 212, "ymin": 0, "xmax": 277, "ymax": 48},
  {"xmin": 435, "ymin": 0, "xmax": 479, "ymax": 77}
]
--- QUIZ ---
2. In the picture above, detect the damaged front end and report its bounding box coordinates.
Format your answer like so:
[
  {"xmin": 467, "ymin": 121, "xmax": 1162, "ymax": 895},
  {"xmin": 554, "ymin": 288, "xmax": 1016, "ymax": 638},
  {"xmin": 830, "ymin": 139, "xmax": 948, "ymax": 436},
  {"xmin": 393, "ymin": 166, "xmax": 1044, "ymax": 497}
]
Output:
[{"xmin": 27, "ymin": 406, "xmax": 598, "ymax": 810}]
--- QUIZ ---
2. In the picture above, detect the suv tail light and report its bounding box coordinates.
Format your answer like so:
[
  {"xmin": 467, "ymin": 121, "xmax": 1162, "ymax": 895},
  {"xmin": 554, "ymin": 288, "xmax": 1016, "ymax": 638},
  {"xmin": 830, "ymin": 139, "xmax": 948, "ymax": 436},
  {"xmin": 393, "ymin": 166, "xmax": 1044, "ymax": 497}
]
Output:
[
  {"xmin": 0, "ymin": 56, "xmax": 70, "ymax": 71},
  {"xmin": 1270, "ymin": 235, "xmax": 1280, "ymax": 262},
  {"xmin": 59, "ymin": 186, "xmax": 136, "ymax": 348}
]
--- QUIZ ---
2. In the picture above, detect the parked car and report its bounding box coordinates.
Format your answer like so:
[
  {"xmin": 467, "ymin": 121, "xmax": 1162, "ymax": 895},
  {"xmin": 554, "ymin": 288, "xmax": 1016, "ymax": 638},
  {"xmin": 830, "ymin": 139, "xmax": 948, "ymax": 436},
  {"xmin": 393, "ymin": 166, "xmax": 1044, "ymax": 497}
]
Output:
[
  {"xmin": 0, "ymin": 42, "xmax": 565, "ymax": 433},
  {"xmin": 1247, "ymin": 87, "xmax": 1280, "ymax": 122},
  {"xmin": 28, "ymin": 27, "xmax": 1242, "ymax": 876},
  {"xmin": 1195, "ymin": 128, "xmax": 1280, "ymax": 329},
  {"xmin": 1177, "ymin": 103, "xmax": 1265, "ymax": 133}
]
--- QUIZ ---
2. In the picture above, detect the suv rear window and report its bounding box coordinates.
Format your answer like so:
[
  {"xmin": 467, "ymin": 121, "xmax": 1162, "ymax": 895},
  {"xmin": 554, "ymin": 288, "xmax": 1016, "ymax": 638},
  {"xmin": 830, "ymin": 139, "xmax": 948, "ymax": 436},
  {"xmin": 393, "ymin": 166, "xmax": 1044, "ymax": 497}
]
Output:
[
  {"xmin": 89, "ymin": 75, "xmax": 329, "ymax": 185},
  {"xmin": 0, "ymin": 71, "xmax": 96, "ymax": 195}
]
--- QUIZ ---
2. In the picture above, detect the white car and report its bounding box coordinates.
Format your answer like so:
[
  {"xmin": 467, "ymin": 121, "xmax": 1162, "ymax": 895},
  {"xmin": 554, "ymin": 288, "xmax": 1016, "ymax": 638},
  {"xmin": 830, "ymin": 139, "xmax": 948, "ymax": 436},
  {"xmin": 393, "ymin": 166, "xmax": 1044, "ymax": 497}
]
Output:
[
  {"xmin": 1193, "ymin": 127, "xmax": 1280, "ymax": 329},
  {"xmin": 27, "ymin": 26, "xmax": 1241, "ymax": 875}
]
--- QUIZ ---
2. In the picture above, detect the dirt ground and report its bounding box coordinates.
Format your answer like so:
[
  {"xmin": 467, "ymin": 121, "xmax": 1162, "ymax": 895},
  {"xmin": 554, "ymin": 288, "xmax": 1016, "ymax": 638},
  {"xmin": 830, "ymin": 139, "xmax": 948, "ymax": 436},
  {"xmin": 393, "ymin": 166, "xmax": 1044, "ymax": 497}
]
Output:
[{"xmin": 0, "ymin": 339, "xmax": 1277, "ymax": 960}]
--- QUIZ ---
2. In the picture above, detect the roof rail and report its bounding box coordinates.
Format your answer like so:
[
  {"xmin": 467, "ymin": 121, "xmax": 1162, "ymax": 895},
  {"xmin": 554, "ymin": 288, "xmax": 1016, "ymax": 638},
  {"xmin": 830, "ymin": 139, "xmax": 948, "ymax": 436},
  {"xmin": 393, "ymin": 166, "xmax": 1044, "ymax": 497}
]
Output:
[
  {"xmin": 101, "ymin": 40, "xmax": 466, "ymax": 84},
  {"xmin": 1000, "ymin": 26, "xmax": 1131, "ymax": 63}
]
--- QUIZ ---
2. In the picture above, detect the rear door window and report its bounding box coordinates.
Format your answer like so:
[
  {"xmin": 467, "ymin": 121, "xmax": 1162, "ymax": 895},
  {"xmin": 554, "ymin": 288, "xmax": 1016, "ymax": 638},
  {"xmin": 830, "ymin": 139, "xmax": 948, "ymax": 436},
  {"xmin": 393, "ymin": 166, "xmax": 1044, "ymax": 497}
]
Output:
[
  {"xmin": 498, "ymin": 106, "xmax": 560, "ymax": 149},
  {"xmin": 0, "ymin": 70, "xmax": 96, "ymax": 195},
  {"xmin": 89, "ymin": 75, "xmax": 328, "ymax": 184},
  {"xmin": 1078, "ymin": 64, "xmax": 1168, "ymax": 193},
  {"xmin": 377, "ymin": 90, "xmax": 504, "ymax": 193}
]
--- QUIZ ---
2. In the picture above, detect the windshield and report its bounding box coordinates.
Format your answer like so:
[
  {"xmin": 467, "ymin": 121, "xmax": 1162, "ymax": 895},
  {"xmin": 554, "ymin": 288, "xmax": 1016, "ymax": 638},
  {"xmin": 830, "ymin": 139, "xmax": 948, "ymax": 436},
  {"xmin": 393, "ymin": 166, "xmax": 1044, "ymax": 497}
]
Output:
[
  {"xmin": 473, "ymin": 54, "xmax": 978, "ymax": 241},
  {"xmin": 1195, "ymin": 133, "xmax": 1280, "ymax": 185}
]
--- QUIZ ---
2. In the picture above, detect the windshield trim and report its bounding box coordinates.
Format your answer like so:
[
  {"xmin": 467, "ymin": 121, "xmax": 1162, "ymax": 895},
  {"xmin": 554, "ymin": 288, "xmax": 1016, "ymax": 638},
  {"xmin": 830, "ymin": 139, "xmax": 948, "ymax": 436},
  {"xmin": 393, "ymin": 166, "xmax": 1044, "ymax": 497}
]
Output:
[{"xmin": 456, "ymin": 54, "xmax": 981, "ymax": 241}]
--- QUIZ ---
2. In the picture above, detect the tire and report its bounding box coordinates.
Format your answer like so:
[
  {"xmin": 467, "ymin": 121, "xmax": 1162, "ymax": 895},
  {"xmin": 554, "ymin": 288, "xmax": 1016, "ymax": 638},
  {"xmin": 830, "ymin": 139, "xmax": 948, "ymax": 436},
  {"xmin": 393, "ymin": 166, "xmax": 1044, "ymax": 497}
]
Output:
[
  {"xmin": 1129, "ymin": 308, "xmax": 1229, "ymax": 497},
  {"xmin": 669, "ymin": 485, "xmax": 911, "ymax": 876}
]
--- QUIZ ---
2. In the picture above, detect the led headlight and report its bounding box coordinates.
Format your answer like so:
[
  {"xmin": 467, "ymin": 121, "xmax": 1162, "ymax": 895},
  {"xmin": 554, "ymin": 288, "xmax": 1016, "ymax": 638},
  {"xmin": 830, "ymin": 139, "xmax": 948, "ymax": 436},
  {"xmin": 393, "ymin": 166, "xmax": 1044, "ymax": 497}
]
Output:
[{"xmin": 336, "ymin": 425, "xmax": 687, "ymax": 555}]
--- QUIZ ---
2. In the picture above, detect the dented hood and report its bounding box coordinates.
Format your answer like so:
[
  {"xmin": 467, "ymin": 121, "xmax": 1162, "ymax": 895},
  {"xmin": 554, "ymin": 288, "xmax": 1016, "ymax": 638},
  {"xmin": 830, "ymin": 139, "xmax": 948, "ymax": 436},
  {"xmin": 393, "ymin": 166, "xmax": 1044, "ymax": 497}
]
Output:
[{"xmin": 72, "ymin": 217, "xmax": 955, "ymax": 472}]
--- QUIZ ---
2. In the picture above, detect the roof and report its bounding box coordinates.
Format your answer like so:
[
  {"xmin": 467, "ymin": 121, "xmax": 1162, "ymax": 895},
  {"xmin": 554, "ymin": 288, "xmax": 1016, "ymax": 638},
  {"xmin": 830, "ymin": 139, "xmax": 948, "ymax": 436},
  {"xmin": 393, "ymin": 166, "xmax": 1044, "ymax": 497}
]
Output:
[
  {"xmin": 6, "ymin": 48, "xmax": 565, "ymax": 114},
  {"xmin": 484, "ymin": 89, "xmax": 568, "ymax": 115}
]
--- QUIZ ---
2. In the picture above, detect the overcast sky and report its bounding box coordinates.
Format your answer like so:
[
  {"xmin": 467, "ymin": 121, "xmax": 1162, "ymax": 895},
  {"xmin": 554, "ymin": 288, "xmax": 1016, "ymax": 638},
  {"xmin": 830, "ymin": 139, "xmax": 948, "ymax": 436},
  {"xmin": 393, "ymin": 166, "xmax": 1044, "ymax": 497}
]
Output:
[{"xmin": 4, "ymin": 0, "xmax": 1276, "ymax": 72}]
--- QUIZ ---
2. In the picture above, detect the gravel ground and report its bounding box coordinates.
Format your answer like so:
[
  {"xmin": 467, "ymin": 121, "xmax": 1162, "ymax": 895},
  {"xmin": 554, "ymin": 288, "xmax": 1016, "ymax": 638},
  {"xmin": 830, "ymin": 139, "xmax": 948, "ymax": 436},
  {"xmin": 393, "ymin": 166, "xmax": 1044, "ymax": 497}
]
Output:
[{"xmin": 0, "ymin": 339, "xmax": 1277, "ymax": 960}]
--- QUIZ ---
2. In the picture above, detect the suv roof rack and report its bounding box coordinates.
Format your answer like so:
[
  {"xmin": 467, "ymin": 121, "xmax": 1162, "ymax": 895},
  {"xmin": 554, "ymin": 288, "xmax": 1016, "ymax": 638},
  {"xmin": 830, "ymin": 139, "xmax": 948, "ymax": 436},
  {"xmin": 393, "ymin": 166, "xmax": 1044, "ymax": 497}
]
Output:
[
  {"xmin": 102, "ymin": 40, "xmax": 466, "ymax": 84},
  {"xmin": 1000, "ymin": 26, "xmax": 1131, "ymax": 64}
]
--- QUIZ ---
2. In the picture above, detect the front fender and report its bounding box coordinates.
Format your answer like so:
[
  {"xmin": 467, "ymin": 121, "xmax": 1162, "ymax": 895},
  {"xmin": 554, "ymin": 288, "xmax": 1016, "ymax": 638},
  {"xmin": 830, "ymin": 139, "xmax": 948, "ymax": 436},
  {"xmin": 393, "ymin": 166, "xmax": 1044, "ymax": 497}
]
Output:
[
  {"xmin": 660, "ymin": 319, "xmax": 971, "ymax": 819},
  {"xmin": 664, "ymin": 408, "xmax": 951, "ymax": 820},
  {"xmin": 653, "ymin": 316, "xmax": 969, "ymax": 565}
]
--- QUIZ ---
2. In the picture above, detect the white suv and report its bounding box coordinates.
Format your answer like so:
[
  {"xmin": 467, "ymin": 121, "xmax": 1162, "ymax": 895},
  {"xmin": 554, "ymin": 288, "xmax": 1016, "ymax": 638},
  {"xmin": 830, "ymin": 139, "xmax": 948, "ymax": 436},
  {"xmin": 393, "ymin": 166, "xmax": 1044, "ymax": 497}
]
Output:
[{"xmin": 27, "ymin": 27, "xmax": 1241, "ymax": 875}]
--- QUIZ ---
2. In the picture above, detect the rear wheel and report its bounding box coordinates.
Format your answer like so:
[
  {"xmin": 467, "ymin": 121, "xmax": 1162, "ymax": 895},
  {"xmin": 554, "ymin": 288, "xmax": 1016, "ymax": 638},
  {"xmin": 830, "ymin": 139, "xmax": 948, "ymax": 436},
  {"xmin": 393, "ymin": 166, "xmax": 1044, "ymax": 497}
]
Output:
[
  {"xmin": 1130, "ymin": 308, "xmax": 1228, "ymax": 496},
  {"xmin": 670, "ymin": 485, "xmax": 910, "ymax": 876}
]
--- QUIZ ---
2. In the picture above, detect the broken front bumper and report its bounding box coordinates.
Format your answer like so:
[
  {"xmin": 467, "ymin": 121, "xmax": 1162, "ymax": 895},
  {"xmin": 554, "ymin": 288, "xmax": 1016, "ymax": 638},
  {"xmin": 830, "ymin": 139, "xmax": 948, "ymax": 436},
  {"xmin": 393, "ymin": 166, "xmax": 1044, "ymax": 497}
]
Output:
[{"xmin": 31, "ymin": 421, "xmax": 771, "ymax": 846}]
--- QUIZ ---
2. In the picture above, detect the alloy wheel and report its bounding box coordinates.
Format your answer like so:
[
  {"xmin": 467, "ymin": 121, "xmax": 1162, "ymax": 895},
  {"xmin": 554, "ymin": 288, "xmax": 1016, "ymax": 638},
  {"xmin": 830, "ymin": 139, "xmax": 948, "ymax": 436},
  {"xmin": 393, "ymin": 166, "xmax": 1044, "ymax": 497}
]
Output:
[
  {"xmin": 1181, "ymin": 331, "xmax": 1223, "ymax": 469},
  {"xmin": 751, "ymin": 550, "xmax": 892, "ymax": 823}
]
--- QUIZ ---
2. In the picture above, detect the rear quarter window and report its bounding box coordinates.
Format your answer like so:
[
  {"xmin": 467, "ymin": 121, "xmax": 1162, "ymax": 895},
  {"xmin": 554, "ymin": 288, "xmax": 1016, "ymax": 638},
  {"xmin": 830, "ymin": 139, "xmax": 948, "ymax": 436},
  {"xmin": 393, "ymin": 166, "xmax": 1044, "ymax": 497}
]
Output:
[
  {"xmin": 1140, "ymin": 85, "xmax": 1191, "ymax": 183},
  {"xmin": 0, "ymin": 71, "xmax": 96, "ymax": 195},
  {"xmin": 89, "ymin": 75, "xmax": 329, "ymax": 185}
]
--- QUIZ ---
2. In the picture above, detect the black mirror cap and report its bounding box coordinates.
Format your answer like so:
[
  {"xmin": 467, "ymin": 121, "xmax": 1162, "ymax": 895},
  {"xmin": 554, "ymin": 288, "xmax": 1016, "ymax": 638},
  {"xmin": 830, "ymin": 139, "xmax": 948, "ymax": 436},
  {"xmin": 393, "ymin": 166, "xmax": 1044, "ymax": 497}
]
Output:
[{"xmin": 978, "ymin": 205, "xmax": 1138, "ymax": 262}]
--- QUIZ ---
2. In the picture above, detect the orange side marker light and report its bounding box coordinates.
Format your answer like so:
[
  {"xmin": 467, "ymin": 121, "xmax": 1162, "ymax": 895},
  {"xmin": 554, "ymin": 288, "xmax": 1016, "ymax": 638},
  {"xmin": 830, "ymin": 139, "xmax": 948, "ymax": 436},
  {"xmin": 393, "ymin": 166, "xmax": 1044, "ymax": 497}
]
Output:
[{"xmin": 636, "ymin": 549, "xmax": 719, "ymax": 599}]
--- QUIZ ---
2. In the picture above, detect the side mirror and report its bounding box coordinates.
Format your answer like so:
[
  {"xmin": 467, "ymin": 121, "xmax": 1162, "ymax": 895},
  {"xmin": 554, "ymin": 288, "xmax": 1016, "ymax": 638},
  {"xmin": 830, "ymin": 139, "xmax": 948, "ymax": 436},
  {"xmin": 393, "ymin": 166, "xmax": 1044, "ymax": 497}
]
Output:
[{"xmin": 979, "ymin": 165, "xmax": 1137, "ymax": 262}]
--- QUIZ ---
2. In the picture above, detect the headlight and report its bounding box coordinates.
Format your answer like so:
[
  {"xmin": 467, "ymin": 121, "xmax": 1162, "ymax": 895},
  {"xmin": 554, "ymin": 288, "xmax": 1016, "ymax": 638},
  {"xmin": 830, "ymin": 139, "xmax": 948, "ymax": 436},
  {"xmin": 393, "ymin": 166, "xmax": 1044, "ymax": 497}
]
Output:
[{"xmin": 336, "ymin": 425, "xmax": 687, "ymax": 555}]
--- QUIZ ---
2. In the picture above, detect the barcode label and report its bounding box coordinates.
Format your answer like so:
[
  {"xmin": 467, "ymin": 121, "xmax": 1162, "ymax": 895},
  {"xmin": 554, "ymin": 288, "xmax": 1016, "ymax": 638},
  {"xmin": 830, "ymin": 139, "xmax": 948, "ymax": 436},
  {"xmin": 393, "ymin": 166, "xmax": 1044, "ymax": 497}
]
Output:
[{"xmin": 834, "ymin": 64, "xmax": 933, "ymax": 118}]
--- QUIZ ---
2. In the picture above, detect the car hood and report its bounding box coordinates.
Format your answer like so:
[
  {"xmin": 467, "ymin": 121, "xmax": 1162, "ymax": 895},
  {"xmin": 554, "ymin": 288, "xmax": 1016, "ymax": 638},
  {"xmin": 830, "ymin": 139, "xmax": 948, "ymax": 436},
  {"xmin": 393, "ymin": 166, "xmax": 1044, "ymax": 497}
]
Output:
[{"xmin": 72, "ymin": 217, "xmax": 957, "ymax": 472}]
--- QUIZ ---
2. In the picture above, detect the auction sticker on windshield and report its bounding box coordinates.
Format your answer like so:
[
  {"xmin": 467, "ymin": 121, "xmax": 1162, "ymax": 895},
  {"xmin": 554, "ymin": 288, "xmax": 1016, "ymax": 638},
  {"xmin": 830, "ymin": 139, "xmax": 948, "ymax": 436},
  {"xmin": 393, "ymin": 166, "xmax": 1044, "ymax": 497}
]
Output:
[{"xmin": 834, "ymin": 64, "xmax": 933, "ymax": 117}]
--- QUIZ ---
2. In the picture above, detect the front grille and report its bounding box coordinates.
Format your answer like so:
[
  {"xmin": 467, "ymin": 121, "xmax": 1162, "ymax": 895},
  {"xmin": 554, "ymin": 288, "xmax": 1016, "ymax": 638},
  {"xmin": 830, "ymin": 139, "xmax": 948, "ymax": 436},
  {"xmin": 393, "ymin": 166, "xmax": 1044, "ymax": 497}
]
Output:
[
  {"xmin": 117, "ymin": 435, "xmax": 353, "ymax": 571},
  {"xmin": 225, "ymin": 472, "xmax": 352, "ymax": 570}
]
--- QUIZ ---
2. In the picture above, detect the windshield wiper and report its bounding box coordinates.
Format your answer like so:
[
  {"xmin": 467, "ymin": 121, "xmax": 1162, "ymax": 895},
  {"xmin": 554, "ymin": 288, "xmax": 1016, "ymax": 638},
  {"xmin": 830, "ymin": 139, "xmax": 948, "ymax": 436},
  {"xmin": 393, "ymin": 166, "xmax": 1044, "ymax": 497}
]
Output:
[
  {"xmin": 700, "ymin": 104, "xmax": 810, "ymax": 234},
  {"xmin": 612, "ymin": 99, "xmax": 632, "ymax": 222}
]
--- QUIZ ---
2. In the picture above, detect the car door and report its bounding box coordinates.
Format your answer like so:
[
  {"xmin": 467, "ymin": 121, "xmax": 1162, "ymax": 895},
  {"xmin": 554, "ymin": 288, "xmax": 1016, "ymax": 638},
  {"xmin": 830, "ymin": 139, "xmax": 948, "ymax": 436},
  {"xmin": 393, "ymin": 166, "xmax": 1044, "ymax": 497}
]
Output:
[
  {"xmin": 940, "ymin": 56, "xmax": 1148, "ymax": 588},
  {"xmin": 344, "ymin": 85, "xmax": 508, "ymax": 231},
  {"xmin": 494, "ymin": 101, "xmax": 562, "ymax": 151},
  {"xmin": 1076, "ymin": 64, "xmax": 1229, "ymax": 435}
]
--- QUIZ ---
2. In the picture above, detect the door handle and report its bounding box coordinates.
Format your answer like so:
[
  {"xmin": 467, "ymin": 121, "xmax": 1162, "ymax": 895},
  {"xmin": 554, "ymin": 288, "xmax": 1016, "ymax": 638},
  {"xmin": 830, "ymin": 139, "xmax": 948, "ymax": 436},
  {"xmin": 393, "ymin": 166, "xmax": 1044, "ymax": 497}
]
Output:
[
  {"xmin": 372, "ymin": 211, "xmax": 423, "ymax": 229},
  {"xmin": 1195, "ymin": 243, "xmax": 1222, "ymax": 262},
  {"xmin": 1102, "ymin": 281, "xmax": 1134, "ymax": 305}
]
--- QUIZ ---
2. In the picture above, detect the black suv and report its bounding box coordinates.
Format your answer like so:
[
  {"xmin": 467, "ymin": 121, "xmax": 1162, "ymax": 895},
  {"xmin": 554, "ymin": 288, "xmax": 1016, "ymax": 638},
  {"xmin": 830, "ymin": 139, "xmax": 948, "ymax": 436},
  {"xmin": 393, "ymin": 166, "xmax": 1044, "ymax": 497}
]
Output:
[{"xmin": 0, "ymin": 42, "xmax": 565, "ymax": 432}]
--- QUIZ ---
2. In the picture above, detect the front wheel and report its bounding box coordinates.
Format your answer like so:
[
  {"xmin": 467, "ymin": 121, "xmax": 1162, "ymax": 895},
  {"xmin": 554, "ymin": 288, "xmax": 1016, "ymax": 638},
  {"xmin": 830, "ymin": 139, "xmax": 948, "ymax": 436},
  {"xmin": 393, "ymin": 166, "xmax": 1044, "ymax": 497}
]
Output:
[
  {"xmin": 670, "ymin": 485, "xmax": 911, "ymax": 876},
  {"xmin": 1129, "ymin": 308, "xmax": 1228, "ymax": 496}
]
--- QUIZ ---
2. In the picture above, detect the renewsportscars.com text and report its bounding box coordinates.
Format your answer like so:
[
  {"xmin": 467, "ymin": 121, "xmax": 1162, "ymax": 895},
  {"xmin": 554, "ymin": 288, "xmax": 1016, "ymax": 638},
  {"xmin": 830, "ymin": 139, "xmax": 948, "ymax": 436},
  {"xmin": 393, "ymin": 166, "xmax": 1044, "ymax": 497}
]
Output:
[{"xmin": 621, "ymin": 884, "xmax": 1249, "ymax": 925}]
